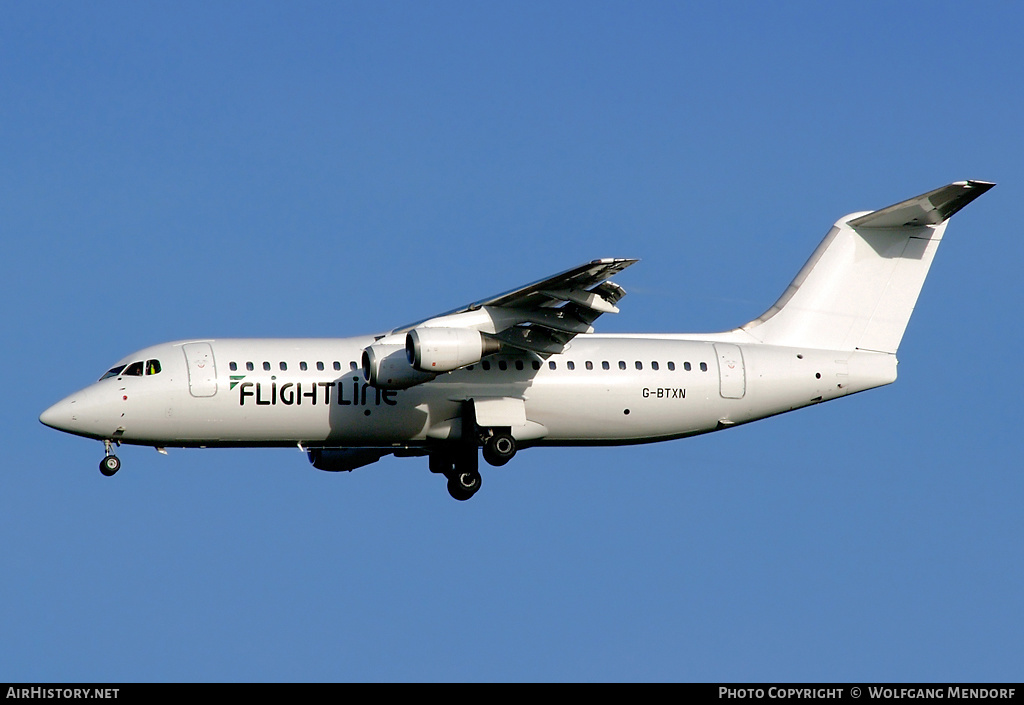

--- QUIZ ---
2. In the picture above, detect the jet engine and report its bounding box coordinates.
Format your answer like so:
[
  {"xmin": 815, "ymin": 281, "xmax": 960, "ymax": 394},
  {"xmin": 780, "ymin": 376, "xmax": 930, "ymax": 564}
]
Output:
[
  {"xmin": 406, "ymin": 327, "xmax": 500, "ymax": 373},
  {"xmin": 362, "ymin": 342, "xmax": 438, "ymax": 390},
  {"xmin": 308, "ymin": 448, "xmax": 388, "ymax": 472}
]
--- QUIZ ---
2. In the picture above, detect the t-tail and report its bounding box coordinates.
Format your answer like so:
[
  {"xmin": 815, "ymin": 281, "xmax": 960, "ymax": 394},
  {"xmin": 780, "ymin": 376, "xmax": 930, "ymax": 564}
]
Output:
[{"xmin": 736, "ymin": 180, "xmax": 995, "ymax": 354}]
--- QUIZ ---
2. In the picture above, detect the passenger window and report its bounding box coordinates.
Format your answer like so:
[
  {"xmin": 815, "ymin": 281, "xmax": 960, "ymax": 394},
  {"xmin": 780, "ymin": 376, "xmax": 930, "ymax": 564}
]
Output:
[
  {"xmin": 334, "ymin": 361, "xmax": 341, "ymax": 371},
  {"xmin": 668, "ymin": 362, "xmax": 676, "ymax": 371},
  {"xmin": 567, "ymin": 361, "xmax": 575, "ymax": 370},
  {"xmin": 586, "ymin": 361, "xmax": 594, "ymax": 370},
  {"xmin": 532, "ymin": 361, "xmax": 541, "ymax": 370},
  {"xmin": 684, "ymin": 362, "xmax": 692, "ymax": 371},
  {"xmin": 124, "ymin": 361, "xmax": 144, "ymax": 376},
  {"xmin": 229, "ymin": 362, "xmax": 237, "ymax": 372},
  {"xmin": 300, "ymin": 362, "xmax": 308, "ymax": 371},
  {"xmin": 619, "ymin": 361, "xmax": 626, "ymax": 370},
  {"xmin": 280, "ymin": 362, "xmax": 288, "ymax": 371},
  {"xmin": 651, "ymin": 361, "xmax": 659, "ymax": 371},
  {"xmin": 263, "ymin": 362, "xmax": 271, "ymax": 371},
  {"xmin": 317, "ymin": 361, "xmax": 325, "ymax": 371},
  {"xmin": 482, "ymin": 361, "xmax": 491, "ymax": 371},
  {"xmin": 602, "ymin": 361, "xmax": 610, "ymax": 370},
  {"xmin": 349, "ymin": 361, "xmax": 358, "ymax": 371},
  {"xmin": 145, "ymin": 360, "xmax": 162, "ymax": 375},
  {"xmin": 548, "ymin": 361, "xmax": 557, "ymax": 370},
  {"xmin": 246, "ymin": 362, "xmax": 254, "ymax": 372},
  {"xmin": 635, "ymin": 361, "xmax": 642, "ymax": 370},
  {"xmin": 498, "ymin": 360, "xmax": 508, "ymax": 371},
  {"xmin": 515, "ymin": 360, "xmax": 524, "ymax": 371},
  {"xmin": 700, "ymin": 362, "xmax": 708, "ymax": 372}
]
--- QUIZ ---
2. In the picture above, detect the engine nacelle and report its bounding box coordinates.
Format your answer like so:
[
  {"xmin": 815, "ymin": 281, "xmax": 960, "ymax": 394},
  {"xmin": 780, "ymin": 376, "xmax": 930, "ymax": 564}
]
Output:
[
  {"xmin": 362, "ymin": 342, "xmax": 438, "ymax": 390},
  {"xmin": 308, "ymin": 448, "xmax": 388, "ymax": 472},
  {"xmin": 406, "ymin": 327, "xmax": 500, "ymax": 373}
]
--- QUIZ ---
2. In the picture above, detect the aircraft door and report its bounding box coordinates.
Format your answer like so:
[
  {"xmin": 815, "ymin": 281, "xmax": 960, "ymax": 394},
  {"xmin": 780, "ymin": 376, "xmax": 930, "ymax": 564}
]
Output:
[
  {"xmin": 183, "ymin": 342, "xmax": 218, "ymax": 397},
  {"xmin": 714, "ymin": 343, "xmax": 746, "ymax": 399}
]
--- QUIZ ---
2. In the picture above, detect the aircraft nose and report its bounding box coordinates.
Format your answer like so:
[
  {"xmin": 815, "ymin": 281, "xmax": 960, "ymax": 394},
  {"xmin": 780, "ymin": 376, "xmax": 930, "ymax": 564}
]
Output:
[
  {"xmin": 39, "ymin": 397, "xmax": 76, "ymax": 431},
  {"xmin": 40, "ymin": 384, "xmax": 125, "ymax": 440}
]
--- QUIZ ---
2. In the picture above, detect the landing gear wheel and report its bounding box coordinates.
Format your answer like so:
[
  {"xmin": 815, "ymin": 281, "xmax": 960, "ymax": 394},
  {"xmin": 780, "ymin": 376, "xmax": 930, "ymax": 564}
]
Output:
[
  {"xmin": 100, "ymin": 455, "xmax": 121, "ymax": 477},
  {"xmin": 430, "ymin": 446, "xmax": 484, "ymax": 500},
  {"xmin": 482, "ymin": 432, "xmax": 516, "ymax": 467},
  {"xmin": 447, "ymin": 469, "xmax": 481, "ymax": 501}
]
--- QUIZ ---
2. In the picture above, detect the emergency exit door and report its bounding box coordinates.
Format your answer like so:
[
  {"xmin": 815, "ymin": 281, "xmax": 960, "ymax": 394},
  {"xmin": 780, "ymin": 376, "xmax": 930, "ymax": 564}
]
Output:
[{"xmin": 714, "ymin": 343, "xmax": 746, "ymax": 399}]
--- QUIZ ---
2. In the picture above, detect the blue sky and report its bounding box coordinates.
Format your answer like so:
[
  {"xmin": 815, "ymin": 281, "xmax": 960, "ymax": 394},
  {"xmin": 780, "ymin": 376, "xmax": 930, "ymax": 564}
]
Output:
[{"xmin": 3, "ymin": 2, "xmax": 1021, "ymax": 682}]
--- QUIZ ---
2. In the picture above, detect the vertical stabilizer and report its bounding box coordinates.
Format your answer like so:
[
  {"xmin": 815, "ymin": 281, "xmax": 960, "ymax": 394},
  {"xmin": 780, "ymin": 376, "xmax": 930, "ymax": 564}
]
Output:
[{"xmin": 739, "ymin": 181, "xmax": 993, "ymax": 353}]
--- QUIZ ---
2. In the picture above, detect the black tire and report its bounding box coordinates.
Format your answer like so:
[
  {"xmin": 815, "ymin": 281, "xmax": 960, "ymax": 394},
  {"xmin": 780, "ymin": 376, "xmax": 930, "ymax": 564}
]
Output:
[
  {"xmin": 100, "ymin": 455, "xmax": 121, "ymax": 477},
  {"xmin": 482, "ymin": 433, "xmax": 516, "ymax": 467},
  {"xmin": 446, "ymin": 470, "xmax": 481, "ymax": 501}
]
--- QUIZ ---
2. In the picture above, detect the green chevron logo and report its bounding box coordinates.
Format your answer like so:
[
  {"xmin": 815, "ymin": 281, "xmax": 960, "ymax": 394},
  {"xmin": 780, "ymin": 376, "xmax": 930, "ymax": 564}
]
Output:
[{"xmin": 229, "ymin": 375, "xmax": 246, "ymax": 390}]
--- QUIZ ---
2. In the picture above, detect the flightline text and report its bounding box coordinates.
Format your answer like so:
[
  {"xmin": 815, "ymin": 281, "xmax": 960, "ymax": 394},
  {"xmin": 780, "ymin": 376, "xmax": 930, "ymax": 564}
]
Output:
[{"xmin": 237, "ymin": 379, "xmax": 398, "ymax": 407}]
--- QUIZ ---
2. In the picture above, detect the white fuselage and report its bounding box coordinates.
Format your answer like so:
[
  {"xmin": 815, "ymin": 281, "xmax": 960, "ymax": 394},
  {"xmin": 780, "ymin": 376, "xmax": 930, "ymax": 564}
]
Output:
[{"xmin": 40, "ymin": 335, "xmax": 898, "ymax": 450}]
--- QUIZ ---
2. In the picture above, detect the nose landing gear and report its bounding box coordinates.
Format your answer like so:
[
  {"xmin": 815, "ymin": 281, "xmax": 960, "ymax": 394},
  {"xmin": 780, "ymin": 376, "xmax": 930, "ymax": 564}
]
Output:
[{"xmin": 99, "ymin": 440, "xmax": 120, "ymax": 477}]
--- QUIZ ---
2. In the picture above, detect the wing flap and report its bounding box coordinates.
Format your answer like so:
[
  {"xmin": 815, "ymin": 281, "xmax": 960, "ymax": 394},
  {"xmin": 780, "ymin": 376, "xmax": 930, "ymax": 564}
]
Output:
[
  {"xmin": 539, "ymin": 288, "xmax": 620, "ymax": 313},
  {"xmin": 491, "ymin": 325, "xmax": 575, "ymax": 355},
  {"xmin": 475, "ymin": 258, "xmax": 636, "ymax": 310},
  {"xmin": 392, "ymin": 258, "xmax": 637, "ymax": 355}
]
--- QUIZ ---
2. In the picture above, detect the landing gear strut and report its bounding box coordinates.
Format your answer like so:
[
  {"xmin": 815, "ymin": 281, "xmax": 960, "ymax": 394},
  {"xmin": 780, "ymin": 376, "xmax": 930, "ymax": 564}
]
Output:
[
  {"xmin": 428, "ymin": 404, "xmax": 523, "ymax": 500},
  {"xmin": 99, "ymin": 440, "xmax": 120, "ymax": 477}
]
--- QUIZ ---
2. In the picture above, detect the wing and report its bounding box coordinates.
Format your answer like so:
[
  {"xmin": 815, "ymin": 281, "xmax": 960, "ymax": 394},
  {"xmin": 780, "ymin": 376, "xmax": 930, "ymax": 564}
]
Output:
[{"xmin": 392, "ymin": 258, "xmax": 638, "ymax": 355}]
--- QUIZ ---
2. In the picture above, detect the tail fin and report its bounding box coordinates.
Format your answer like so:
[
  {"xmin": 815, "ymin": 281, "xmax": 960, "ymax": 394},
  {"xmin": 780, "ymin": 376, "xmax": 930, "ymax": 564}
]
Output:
[{"xmin": 739, "ymin": 180, "xmax": 994, "ymax": 353}]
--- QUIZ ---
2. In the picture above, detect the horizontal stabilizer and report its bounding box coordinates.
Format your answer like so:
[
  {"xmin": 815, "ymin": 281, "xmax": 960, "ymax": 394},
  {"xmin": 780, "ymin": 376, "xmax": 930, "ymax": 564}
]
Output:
[{"xmin": 848, "ymin": 180, "xmax": 994, "ymax": 229}]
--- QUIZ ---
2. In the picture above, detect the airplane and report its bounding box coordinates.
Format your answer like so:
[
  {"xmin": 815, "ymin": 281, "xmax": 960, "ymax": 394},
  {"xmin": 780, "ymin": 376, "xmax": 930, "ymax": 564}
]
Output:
[{"xmin": 40, "ymin": 180, "xmax": 993, "ymax": 500}]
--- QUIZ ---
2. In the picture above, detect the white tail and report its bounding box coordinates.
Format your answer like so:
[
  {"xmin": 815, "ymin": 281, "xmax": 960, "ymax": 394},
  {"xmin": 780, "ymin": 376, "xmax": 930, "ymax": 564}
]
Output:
[{"xmin": 739, "ymin": 181, "xmax": 994, "ymax": 353}]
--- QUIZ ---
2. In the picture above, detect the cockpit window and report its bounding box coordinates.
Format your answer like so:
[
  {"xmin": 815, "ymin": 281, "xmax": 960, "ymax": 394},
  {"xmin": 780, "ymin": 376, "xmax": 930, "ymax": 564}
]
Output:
[
  {"xmin": 98, "ymin": 360, "xmax": 159, "ymax": 380},
  {"xmin": 99, "ymin": 365, "xmax": 126, "ymax": 381}
]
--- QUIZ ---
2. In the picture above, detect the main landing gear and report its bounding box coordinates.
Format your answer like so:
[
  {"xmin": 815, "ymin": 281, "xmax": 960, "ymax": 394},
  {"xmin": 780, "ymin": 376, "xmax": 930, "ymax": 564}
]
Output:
[
  {"xmin": 430, "ymin": 448, "xmax": 482, "ymax": 501},
  {"xmin": 482, "ymin": 430, "xmax": 516, "ymax": 467},
  {"xmin": 99, "ymin": 440, "xmax": 121, "ymax": 477},
  {"xmin": 429, "ymin": 428, "xmax": 519, "ymax": 501}
]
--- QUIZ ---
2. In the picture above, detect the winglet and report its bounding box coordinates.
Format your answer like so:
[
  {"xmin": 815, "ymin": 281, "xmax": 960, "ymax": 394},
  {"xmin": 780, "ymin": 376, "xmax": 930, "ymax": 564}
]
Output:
[{"xmin": 848, "ymin": 180, "xmax": 995, "ymax": 229}]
